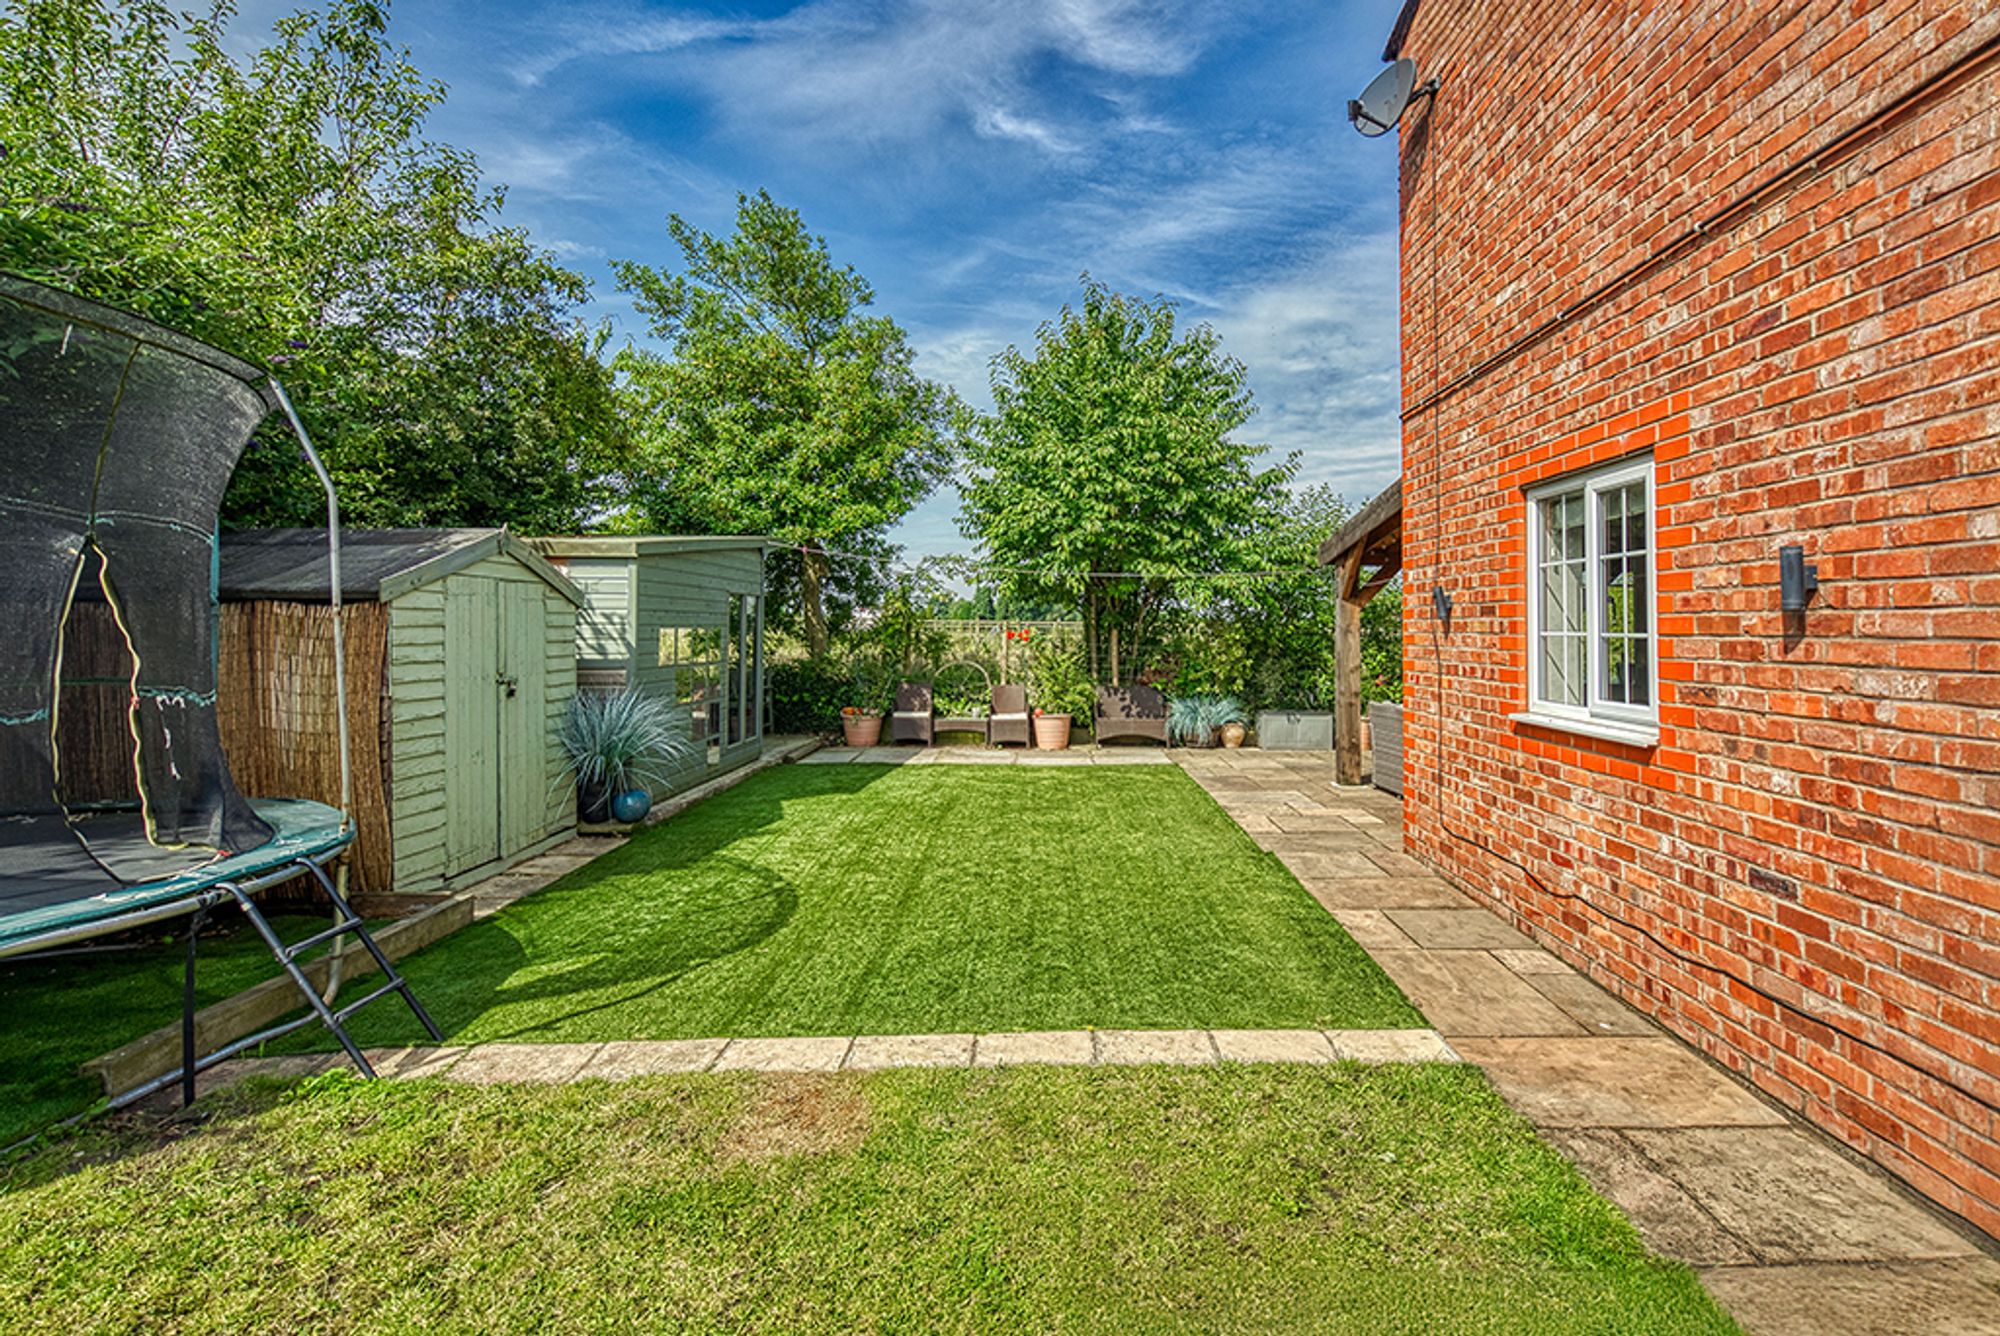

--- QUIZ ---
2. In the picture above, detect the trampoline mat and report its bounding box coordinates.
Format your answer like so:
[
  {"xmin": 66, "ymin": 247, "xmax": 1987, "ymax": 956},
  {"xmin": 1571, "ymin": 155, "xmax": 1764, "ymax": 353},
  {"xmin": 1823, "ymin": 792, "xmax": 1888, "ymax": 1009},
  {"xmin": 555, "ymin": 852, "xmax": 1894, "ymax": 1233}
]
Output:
[{"xmin": 0, "ymin": 799, "xmax": 352, "ymax": 953}]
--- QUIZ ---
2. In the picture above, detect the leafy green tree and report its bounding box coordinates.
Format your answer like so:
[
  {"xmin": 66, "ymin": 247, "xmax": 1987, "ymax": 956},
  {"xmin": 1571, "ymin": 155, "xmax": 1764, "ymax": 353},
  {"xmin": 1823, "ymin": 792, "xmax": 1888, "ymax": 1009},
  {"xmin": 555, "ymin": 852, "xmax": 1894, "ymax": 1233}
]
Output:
[
  {"xmin": 613, "ymin": 192, "xmax": 959, "ymax": 656},
  {"xmin": 0, "ymin": 0, "xmax": 626, "ymax": 530},
  {"xmin": 959, "ymin": 279, "xmax": 1293, "ymax": 682}
]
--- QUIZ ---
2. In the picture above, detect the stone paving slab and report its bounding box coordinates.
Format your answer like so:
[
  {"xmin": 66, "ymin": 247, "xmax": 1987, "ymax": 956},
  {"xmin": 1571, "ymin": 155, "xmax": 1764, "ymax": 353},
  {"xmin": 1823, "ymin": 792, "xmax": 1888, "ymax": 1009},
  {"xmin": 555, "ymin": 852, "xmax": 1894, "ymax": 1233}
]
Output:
[
  {"xmin": 845, "ymin": 1033, "xmax": 978, "ymax": 1069},
  {"xmin": 581, "ymin": 1039, "xmax": 729, "ymax": 1079},
  {"xmin": 1211, "ymin": 1029, "xmax": 1337, "ymax": 1063},
  {"xmin": 1096, "ymin": 1029, "xmax": 1217, "ymax": 1064},
  {"xmin": 1277, "ymin": 850, "xmax": 1391, "ymax": 881},
  {"xmin": 1326, "ymin": 1029, "xmax": 1462, "ymax": 1063},
  {"xmin": 1369, "ymin": 950, "xmax": 1586, "ymax": 1038},
  {"xmin": 1543, "ymin": 1127, "xmax": 1758, "ymax": 1266},
  {"xmin": 1523, "ymin": 971, "xmax": 1658, "ymax": 1036},
  {"xmin": 449, "ymin": 1042, "xmax": 601, "ymax": 1085},
  {"xmin": 1698, "ymin": 1258, "xmax": 2000, "ymax": 1336},
  {"xmin": 712, "ymin": 1036, "xmax": 852, "ymax": 1073},
  {"xmin": 1492, "ymin": 947, "xmax": 1574, "ymax": 975},
  {"xmin": 1329, "ymin": 908, "xmax": 1418, "ymax": 951},
  {"xmin": 1627, "ymin": 1126, "xmax": 1981, "ymax": 1263},
  {"xmin": 1384, "ymin": 908, "xmax": 1538, "ymax": 950},
  {"xmin": 362, "ymin": 1046, "xmax": 465, "ymax": 1080},
  {"xmin": 1298, "ymin": 876, "xmax": 1473, "ymax": 910},
  {"xmin": 972, "ymin": 1030, "xmax": 1096, "ymax": 1067},
  {"xmin": 1453, "ymin": 1037, "xmax": 1790, "ymax": 1129}
]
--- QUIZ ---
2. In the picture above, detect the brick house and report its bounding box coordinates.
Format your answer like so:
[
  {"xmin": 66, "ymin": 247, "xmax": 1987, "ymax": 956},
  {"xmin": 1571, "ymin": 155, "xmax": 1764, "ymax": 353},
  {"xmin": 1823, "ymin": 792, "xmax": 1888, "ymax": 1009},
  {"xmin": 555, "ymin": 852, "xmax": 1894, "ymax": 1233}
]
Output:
[{"xmin": 1337, "ymin": 0, "xmax": 2000, "ymax": 1237}]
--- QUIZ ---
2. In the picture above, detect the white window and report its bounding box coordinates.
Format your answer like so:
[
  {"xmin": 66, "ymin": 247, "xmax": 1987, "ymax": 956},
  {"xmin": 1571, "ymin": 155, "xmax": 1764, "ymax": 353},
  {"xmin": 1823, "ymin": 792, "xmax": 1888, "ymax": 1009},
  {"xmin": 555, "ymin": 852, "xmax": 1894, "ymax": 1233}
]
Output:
[{"xmin": 1525, "ymin": 456, "xmax": 1656, "ymax": 734}]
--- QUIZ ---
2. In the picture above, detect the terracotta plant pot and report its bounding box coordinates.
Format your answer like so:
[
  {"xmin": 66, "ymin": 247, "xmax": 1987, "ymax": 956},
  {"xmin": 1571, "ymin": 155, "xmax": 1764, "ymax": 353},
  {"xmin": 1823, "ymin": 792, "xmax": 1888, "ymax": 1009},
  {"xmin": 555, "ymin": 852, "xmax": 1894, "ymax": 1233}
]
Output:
[
  {"xmin": 841, "ymin": 713, "xmax": 883, "ymax": 747},
  {"xmin": 1220, "ymin": 721, "xmax": 1247, "ymax": 749},
  {"xmin": 1033, "ymin": 714, "xmax": 1072, "ymax": 750}
]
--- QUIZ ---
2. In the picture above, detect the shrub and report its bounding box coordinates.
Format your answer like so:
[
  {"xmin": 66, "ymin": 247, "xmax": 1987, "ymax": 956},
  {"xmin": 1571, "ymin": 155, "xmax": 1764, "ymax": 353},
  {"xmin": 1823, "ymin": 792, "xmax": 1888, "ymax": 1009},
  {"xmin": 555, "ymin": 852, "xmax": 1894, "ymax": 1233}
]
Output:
[
  {"xmin": 1023, "ymin": 632, "xmax": 1094, "ymax": 721},
  {"xmin": 766, "ymin": 658, "xmax": 852, "ymax": 734}
]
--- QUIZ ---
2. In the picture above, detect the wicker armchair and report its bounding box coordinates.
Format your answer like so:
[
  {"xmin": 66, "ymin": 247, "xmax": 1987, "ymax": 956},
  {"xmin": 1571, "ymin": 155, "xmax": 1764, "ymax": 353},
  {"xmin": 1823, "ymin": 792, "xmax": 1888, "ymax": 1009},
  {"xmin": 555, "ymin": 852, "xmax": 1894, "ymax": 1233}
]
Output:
[
  {"xmin": 989, "ymin": 682, "xmax": 1032, "ymax": 748},
  {"xmin": 1095, "ymin": 684, "xmax": 1168, "ymax": 745},
  {"xmin": 891, "ymin": 681, "xmax": 935, "ymax": 746}
]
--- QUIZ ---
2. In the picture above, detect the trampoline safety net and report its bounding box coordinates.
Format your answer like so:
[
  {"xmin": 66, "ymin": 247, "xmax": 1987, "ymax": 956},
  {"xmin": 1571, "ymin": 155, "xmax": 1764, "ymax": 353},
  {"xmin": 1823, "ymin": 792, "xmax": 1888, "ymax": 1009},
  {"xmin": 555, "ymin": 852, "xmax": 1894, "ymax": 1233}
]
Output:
[{"xmin": 0, "ymin": 274, "xmax": 277, "ymax": 905}]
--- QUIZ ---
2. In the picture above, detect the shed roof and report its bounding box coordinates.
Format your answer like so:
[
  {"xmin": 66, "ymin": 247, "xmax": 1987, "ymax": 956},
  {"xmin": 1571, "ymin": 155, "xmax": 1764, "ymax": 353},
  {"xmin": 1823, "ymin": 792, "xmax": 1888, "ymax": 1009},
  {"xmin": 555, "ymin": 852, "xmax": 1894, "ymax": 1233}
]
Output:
[
  {"xmin": 527, "ymin": 534, "xmax": 772, "ymax": 560},
  {"xmin": 220, "ymin": 528, "xmax": 583, "ymax": 606}
]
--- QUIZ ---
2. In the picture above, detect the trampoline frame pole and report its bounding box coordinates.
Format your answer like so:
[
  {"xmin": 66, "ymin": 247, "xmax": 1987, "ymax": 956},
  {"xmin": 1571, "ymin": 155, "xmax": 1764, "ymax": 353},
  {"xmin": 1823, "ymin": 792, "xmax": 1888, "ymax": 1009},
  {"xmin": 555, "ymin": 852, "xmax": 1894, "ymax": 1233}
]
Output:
[
  {"xmin": 181, "ymin": 905, "xmax": 208, "ymax": 1108},
  {"xmin": 267, "ymin": 377, "xmax": 354, "ymax": 1004}
]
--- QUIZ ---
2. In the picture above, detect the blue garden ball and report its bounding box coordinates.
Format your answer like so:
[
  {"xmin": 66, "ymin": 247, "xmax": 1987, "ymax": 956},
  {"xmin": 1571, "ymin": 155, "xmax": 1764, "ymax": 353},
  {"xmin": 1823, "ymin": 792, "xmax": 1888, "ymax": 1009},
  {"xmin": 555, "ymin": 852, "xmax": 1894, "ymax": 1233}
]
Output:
[{"xmin": 610, "ymin": 788, "xmax": 652, "ymax": 824}]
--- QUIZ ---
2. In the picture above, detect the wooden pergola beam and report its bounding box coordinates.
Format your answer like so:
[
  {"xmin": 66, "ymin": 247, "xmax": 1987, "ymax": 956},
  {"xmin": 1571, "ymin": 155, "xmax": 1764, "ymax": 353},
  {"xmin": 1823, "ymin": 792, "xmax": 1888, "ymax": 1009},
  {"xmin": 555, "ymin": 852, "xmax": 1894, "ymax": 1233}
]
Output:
[{"xmin": 1320, "ymin": 478, "xmax": 1404, "ymax": 787}]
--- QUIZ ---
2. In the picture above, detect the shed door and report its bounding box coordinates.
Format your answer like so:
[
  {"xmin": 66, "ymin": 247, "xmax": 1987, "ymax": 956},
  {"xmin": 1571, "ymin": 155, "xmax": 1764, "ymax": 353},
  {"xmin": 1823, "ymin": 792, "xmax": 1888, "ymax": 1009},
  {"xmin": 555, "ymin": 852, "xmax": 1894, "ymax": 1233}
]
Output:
[
  {"xmin": 497, "ymin": 583, "xmax": 547, "ymax": 856},
  {"xmin": 443, "ymin": 577, "xmax": 550, "ymax": 880},
  {"xmin": 443, "ymin": 579, "xmax": 501, "ymax": 877}
]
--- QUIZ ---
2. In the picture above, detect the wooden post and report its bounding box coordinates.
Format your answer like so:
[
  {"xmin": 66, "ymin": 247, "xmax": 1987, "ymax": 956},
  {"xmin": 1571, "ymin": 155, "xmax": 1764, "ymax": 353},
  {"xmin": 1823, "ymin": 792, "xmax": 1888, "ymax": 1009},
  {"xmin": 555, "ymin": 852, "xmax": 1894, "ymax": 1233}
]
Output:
[
  {"xmin": 1109, "ymin": 627, "xmax": 1120, "ymax": 686},
  {"xmin": 1335, "ymin": 548, "xmax": 1364, "ymax": 786}
]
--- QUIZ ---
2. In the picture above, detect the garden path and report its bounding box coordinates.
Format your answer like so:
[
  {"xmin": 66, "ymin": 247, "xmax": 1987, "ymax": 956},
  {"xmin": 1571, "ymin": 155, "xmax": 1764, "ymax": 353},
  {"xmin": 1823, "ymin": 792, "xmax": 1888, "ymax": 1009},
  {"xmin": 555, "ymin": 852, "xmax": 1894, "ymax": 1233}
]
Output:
[{"xmin": 1171, "ymin": 747, "xmax": 2000, "ymax": 1336}]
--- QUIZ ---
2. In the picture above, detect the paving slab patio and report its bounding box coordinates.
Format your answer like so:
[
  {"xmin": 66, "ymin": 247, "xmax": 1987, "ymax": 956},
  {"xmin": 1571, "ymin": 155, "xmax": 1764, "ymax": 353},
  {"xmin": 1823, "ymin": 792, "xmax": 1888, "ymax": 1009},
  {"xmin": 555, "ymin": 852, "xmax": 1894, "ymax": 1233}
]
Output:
[
  {"xmin": 1170, "ymin": 748, "xmax": 1999, "ymax": 1334},
  {"xmin": 1698, "ymin": 1259, "xmax": 2000, "ymax": 1336}
]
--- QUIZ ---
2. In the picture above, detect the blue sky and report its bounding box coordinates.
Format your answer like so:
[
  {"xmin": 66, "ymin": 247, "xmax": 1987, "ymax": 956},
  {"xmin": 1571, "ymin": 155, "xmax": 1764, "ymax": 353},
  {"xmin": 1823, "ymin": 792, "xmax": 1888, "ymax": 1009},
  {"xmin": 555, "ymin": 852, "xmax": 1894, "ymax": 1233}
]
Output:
[{"xmin": 269, "ymin": 0, "xmax": 1408, "ymax": 556}]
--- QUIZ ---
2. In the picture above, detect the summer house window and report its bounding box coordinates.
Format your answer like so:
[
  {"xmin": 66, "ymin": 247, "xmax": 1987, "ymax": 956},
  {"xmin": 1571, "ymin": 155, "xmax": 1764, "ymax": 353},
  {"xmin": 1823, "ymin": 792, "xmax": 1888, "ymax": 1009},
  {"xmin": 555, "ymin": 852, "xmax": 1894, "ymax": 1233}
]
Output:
[{"xmin": 1525, "ymin": 456, "xmax": 1655, "ymax": 733}]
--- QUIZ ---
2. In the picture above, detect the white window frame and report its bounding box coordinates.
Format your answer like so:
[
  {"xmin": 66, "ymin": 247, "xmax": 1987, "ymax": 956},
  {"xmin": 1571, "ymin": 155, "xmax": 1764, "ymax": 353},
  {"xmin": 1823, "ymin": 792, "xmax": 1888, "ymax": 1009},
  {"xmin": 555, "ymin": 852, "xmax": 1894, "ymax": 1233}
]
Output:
[{"xmin": 1520, "ymin": 455, "xmax": 1659, "ymax": 743}]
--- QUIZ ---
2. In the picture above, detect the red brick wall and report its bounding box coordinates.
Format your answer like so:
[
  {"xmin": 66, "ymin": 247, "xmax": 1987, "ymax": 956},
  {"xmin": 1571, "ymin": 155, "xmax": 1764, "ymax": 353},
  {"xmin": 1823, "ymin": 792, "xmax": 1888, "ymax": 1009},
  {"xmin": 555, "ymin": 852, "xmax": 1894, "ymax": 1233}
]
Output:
[{"xmin": 1392, "ymin": 0, "xmax": 2000, "ymax": 1236}]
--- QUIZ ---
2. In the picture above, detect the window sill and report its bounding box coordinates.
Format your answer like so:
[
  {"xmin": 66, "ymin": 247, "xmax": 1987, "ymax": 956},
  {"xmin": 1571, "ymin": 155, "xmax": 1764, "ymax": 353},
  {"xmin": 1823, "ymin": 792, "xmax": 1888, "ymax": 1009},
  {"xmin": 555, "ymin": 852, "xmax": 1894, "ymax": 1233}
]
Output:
[{"xmin": 1509, "ymin": 711, "xmax": 1659, "ymax": 748}]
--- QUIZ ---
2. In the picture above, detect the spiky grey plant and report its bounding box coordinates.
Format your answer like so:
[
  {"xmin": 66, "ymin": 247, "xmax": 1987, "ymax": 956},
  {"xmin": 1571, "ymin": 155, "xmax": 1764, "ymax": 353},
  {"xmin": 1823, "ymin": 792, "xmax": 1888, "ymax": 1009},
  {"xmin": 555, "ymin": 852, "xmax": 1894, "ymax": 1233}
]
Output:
[
  {"xmin": 557, "ymin": 689, "xmax": 697, "ymax": 796},
  {"xmin": 1168, "ymin": 693, "xmax": 1249, "ymax": 745}
]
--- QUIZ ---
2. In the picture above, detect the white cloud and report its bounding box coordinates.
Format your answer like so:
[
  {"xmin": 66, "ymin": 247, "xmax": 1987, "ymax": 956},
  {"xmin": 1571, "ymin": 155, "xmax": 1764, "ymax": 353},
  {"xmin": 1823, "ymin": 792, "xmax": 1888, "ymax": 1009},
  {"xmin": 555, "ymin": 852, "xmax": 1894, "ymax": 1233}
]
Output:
[
  {"xmin": 1212, "ymin": 228, "xmax": 1403, "ymax": 501},
  {"xmin": 516, "ymin": 0, "xmax": 1221, "ymax": 160},
  {"xmin": 511, "ymin": 14, "xmax": 751, "ymax": 86}
]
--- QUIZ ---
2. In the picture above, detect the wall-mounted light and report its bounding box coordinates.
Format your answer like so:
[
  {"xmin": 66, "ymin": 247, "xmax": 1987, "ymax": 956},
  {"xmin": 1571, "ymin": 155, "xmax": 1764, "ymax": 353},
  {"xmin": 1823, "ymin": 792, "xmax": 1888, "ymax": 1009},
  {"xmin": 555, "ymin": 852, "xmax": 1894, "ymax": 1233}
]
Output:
[
  {"xmin": 1431, "ymin": 584, "xmax": 1454, "ymax": 634},
  {"xmin": 1779, "ymin": 545, "xmax": 1818, "ymax": 612}
]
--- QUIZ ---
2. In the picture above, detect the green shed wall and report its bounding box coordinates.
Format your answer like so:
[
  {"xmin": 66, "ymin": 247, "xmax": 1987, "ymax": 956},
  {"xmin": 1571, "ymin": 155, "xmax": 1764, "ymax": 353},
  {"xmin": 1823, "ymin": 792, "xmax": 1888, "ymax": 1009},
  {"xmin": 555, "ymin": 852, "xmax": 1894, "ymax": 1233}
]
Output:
[
  {"xmin": 385, "ymin": 551, "xmax": 577, "ymax": 893},
  {"xmin": 556, "ymin": 545, "xmax": 766, "ymax": 797}
]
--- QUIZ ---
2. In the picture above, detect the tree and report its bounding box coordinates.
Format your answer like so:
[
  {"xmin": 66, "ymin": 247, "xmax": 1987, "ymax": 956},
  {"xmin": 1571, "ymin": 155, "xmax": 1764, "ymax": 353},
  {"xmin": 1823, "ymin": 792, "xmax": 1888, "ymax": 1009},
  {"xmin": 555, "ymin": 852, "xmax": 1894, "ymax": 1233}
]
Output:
[
  {"xmin": 613, "ymin": 192, "xmax": 959, "ymax": 656},
  {"xmin": 959, "ymin": 279, "xmax": 1293, "ymax": 681},
  {"xmin": 0, "ymin": 0, "xmax": 627, "ymax": 530}
]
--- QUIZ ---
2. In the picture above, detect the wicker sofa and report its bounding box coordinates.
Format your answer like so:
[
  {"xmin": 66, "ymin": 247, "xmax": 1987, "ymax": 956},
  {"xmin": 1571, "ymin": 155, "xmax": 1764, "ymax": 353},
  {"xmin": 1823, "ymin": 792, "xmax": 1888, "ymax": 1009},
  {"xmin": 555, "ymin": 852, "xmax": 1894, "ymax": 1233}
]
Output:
[{"xmin": 1094, "ymin": 684, "xmax": 1169, "ymax": 745}]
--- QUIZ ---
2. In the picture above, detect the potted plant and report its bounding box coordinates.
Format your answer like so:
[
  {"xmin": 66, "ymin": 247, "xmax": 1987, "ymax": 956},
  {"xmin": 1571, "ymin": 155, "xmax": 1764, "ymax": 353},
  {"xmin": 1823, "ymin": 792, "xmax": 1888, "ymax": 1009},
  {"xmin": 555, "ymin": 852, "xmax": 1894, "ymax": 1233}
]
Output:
[
  {"xmin": 840, "ymin": 705, "xmax": 883, "ymax": 748},
  {"xmin": 558, "ymin": 688, "xmax": 695, "ymax": 824},
  {"xmin": 840, "ymin": 655, "xmax": 894, "ymax": 747},
  {"xmin": 1216, "ymin": 696, "xmax": 1250, "ymax": 748},
  {"xmin": 1025, "ymin": 633, "xmax": 1093, "ymax": 750},
  {"xmin": 1168, "ymin": 693, "xmax": 1246, "ymax": 748}
]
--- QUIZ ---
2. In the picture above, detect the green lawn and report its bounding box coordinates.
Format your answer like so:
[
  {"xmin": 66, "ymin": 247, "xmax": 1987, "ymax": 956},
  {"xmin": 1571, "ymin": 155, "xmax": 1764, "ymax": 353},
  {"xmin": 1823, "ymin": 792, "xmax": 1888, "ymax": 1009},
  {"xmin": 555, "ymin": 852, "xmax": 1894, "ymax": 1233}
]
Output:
[
  {"xmin": 315, "ymin": 762, "xmax": 1420, "ymax": 1049},
  {"xmin": 0, "ymin": 1064, "xmax": 1739, "ymax": 1334},
  {"xmin": 0, "ymin": 913, "xmax": 354, "ymax": 1147}
]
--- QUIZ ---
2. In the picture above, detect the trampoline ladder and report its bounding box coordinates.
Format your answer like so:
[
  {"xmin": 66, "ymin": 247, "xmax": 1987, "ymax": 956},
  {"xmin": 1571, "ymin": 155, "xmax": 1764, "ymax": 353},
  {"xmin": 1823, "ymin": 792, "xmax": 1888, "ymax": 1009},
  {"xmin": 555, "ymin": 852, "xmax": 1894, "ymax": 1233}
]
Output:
[
  {"xmin": 155, "ymin": 857, "xmax": 445, "ymax": 1109},
  {"xmin": 224, "ymin": 858, "xmax": 445, "ymax": 1086}
]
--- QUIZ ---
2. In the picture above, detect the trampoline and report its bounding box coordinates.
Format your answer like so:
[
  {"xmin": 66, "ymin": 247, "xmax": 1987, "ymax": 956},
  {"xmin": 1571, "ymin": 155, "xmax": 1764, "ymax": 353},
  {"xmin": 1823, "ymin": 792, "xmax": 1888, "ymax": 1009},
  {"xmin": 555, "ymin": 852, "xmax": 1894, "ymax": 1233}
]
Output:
[{"xmin": 0, "ymin": 274, "xmax": 438, "ymax": 1114}]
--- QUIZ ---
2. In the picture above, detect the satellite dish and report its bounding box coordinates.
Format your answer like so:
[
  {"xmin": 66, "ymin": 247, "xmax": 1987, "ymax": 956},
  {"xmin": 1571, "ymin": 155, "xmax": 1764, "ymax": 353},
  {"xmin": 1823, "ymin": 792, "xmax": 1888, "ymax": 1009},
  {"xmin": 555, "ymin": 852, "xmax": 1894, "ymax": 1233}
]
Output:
[{"xmin": 1347, "ymin": 57, "xmax": 1438, "ymax": 137}]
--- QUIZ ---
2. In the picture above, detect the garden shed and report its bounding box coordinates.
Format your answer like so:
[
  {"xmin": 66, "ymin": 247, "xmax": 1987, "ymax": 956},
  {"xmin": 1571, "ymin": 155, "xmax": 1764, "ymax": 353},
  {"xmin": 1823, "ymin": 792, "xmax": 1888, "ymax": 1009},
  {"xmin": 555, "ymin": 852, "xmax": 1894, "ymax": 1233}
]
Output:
[
  {"xmin": 529, "ymin": 536, "xmax": 770, "ymax": 795},
  {"xmin": 218, "ymin": 528, "xmax": 582, "ymax": 900}
]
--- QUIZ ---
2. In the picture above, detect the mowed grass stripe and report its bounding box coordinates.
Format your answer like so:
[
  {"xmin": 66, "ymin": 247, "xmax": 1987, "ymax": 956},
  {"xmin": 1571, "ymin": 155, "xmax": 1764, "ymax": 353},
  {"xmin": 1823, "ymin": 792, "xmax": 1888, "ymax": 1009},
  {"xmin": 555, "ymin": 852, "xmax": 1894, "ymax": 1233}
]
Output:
[
  {"xmin": 0, "ymin": 1065, "xmax": 1740, "ymax": 1333},
  {"xmin": 311, "ymin": 763, "xmax": 1421, "ymax": 1047}
]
